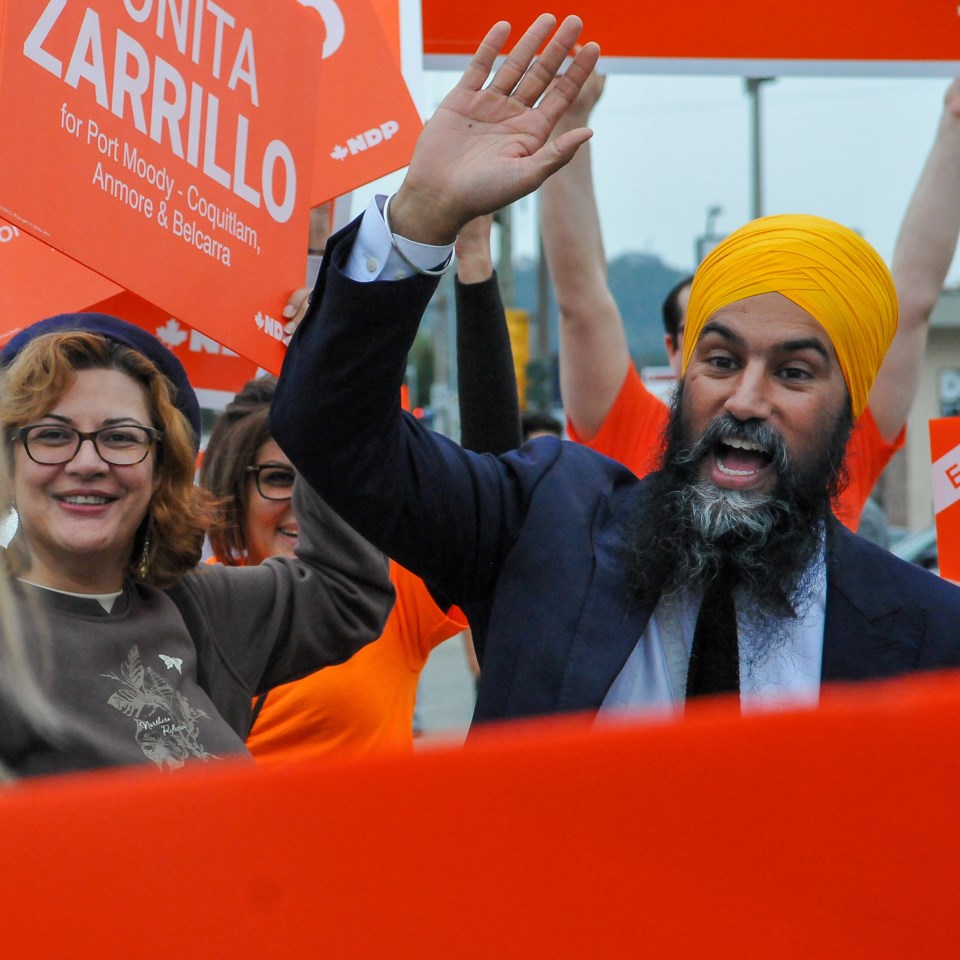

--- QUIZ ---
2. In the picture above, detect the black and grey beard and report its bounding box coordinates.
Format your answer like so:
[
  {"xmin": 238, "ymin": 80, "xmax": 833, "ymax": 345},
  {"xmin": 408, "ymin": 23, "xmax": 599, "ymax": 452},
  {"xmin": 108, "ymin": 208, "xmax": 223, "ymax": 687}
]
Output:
[{"xmin": 625, "ymin": 382, "xmax": 852, "ymax": 639}]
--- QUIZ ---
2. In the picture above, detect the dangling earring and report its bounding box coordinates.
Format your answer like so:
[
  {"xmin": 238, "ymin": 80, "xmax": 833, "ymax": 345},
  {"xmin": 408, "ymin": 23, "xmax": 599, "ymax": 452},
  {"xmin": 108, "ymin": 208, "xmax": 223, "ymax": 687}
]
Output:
[
  {"xmin": 137, "ymin": 528, "xmax": 152, "ymax": 579},
  {"xmin": 1, "ymin": 503, "xmax": 18, "ymax": 549}
]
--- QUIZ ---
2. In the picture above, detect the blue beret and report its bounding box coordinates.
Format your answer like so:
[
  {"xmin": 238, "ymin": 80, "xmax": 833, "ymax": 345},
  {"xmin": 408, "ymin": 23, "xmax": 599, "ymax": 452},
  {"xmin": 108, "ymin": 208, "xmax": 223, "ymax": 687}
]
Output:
[{"xmin": 0, "ymin": 313, "xmax": 201, "ymax": 449}]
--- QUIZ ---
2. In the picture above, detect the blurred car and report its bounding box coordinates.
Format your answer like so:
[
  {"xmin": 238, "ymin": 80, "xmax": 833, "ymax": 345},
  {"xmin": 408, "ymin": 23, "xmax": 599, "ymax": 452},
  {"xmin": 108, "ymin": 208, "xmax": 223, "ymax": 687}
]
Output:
[{"xmin": 890, "ymin": 524, "xmax": 938, "ymax": 572}]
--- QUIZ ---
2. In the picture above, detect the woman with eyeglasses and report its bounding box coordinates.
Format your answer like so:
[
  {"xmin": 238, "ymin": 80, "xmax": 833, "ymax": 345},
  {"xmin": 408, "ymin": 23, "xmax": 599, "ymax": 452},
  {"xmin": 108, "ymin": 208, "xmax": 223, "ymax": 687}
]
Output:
[{"xmin": 0, "ymin": 314, "xmax": 392, "ymax": 777}]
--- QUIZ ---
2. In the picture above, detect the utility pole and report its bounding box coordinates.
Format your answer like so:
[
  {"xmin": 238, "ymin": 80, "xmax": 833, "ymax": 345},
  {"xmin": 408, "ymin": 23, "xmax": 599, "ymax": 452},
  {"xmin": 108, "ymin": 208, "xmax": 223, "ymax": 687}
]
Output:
[
  {"xmin": 744, "ymin": 77, "xmax": 775, "ymax": 220},
  {"xmin": 695, "ymin": 205, "xmax": 725, "ymax": 264},
  {"xmin": 535, "ymin": 235, "xmax": 550, "ymax": 361},
  {"xmin": 494, "ymin": 206, "xmax": 514, "ymax": 307}
]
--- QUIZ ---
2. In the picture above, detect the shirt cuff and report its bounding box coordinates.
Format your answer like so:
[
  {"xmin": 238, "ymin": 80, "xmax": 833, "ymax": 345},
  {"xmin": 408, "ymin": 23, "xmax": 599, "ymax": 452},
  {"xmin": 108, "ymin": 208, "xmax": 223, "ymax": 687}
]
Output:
[{"xmin": 343, "ymin": 195, "xmax": 455, "ymax": 282}]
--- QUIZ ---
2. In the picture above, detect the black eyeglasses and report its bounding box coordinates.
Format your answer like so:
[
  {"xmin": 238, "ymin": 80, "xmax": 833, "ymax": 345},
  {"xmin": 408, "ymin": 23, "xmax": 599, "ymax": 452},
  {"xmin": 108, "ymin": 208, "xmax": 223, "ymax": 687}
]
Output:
[
  {"xmin": 246, "ymin": 463, "xmax": 295, "ymax": 501},
  {"xmin": 15, "ymin": 423, "xmax": 162, "ymax": 466}
]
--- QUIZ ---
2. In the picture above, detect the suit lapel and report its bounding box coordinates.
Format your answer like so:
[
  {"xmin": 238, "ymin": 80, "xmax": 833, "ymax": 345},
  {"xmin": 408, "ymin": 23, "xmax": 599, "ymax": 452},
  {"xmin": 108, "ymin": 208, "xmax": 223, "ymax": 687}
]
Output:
[
  {"xmin": 556, "ymin": 487, "xmax": 654, "ymax": 712},
  {"xmin": 822, "ymin": 519, "xmax": 923, "ymax": 682}
]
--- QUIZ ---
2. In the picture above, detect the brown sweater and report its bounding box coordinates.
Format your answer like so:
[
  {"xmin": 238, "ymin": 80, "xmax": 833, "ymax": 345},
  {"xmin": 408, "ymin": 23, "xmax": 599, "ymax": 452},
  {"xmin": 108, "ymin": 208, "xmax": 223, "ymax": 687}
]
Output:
[{"xmin": 1, "ymin": 481, "xmax": 392, "ymax": 777}]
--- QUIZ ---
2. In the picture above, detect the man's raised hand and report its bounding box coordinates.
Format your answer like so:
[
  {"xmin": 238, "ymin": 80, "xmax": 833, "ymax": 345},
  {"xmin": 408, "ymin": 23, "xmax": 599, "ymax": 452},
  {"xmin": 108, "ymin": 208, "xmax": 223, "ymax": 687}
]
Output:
[{"xmin": 388, "ymin": 15, "xmax": 599, "ymax": 245}]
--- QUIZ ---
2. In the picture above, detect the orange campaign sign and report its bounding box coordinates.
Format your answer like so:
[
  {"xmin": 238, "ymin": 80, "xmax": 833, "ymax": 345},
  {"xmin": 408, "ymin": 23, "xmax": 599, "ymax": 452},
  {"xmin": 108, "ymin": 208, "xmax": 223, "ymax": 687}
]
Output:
[
  {"xmin": 368, "ymin": 0, "xmax": 400, "ymax": 61},
  {"xmin": 0, "ymin": 0, "xmax": 324, "ymax": 375},
  {"xmin": 422, "ymin": 2, "xmax": 960, "ymax": 76},
  {"xmin": 0, "ymin": 215, "xmax": 121, "ymax": 329},
  {"xmin": 929, "ymin": 417, "xmax": 960, "ymax": 581},
  {"xmin": 0, "ymin": 220, "xmax": 258, "ymax": 406},
  {"xmin": 300, "ymin": 0, "xmax": 422, "ymax": 206},
  {"xmin": 86, "ymin": 290, "xmax": 260, "ymax": 408}
]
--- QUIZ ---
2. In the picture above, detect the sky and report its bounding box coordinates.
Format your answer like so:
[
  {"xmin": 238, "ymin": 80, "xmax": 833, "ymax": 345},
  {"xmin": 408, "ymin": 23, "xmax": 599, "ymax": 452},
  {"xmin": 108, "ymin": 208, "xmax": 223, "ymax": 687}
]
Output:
[{"xmin": 349, "ymin": 49, "xmax": 960, "ymax": 285}]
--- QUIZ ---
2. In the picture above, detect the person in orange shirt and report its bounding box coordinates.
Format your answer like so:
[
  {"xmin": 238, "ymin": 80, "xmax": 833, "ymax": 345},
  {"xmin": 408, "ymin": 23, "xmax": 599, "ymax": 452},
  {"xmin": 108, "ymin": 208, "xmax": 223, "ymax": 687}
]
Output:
[{"xmin": 542, "ymin": 72, "xmax": 960, "ymax": 530}]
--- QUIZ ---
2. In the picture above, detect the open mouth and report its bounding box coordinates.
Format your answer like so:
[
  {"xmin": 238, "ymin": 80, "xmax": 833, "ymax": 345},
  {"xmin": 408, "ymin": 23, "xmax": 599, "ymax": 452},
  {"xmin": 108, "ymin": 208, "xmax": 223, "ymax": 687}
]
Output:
[
  {"xmin": 714, "ymin": 437, "xmax": 774, "ymax": 477},
  {"xmin": 277, "ymin": 526, "xmax": 299, "ymax": 539}
]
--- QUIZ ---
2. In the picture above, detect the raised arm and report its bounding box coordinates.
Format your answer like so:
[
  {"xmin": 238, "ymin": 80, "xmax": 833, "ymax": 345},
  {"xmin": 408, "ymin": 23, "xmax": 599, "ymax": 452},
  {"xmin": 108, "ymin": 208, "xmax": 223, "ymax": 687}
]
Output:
[
  {"xmin": 455, "ymin": 214, "xmax": 522, "ymax": 455},
  {"xmin": 272, "ymin": 17, "xmax": 599, "ymax": 600},
  {"xmin": 540, "ymin": 70, "xmax": 629, "ymax": 440},
  {"xmin": 874, "ymin": 79, "xmax": 960, "ymax": 441}
]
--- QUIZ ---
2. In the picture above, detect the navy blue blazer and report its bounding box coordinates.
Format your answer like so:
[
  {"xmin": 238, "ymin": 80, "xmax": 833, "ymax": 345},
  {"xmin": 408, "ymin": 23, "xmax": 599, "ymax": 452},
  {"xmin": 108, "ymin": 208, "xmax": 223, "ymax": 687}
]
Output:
[{"xmin": 273, "ymin": 220, "xmax": 960, "ymax": 724}]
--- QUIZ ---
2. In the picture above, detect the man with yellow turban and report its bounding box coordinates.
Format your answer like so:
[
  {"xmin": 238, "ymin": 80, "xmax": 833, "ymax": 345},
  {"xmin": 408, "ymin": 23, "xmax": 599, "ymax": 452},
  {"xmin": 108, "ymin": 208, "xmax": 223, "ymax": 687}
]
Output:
[
  {"xmin": 272, "ymin": 14, "xmax": 960, "ymax": 723},
  {"xmin": 542, "ymin": 68, "xmax": 956, "ymax": 539}
]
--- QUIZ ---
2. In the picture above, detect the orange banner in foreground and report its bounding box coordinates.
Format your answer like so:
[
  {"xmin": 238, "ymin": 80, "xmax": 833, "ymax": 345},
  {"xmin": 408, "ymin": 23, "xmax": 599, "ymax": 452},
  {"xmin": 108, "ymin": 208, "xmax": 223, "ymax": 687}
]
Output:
[
  {"xmin": 929, "ymin": 417, "xmax": 960, "ymax": 580},
  {"xmin": 0, "ymin": 0, "xmax": 323, "ymax": 374},
  {"xmin": 2, "ymin": 673, "xmax": 960, "ymax": 955},
  {"xmin": 422, "ymin": 1, "xmax": 960, "ymax": 75}
]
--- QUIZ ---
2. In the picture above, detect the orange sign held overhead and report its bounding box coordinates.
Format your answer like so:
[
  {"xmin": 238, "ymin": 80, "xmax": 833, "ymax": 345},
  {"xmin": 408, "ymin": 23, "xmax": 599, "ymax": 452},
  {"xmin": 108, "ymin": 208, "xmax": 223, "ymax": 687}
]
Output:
[
  {"xmin": 422, "ymin": 2, "xmax": 960, "ymax": 75},
  {"xmin": 0, "ymin": 0, "xmax": 324, "ymax": 374},
  {"xmin": 930, "ymin": 417, "xmax": 960, "ymax": 580},
  {"xmin": 0, "ymin": 220, "xmax": 259, "ymax": 405},
  {"xmin": 367, "ymin": 0, "xmax": 400, "ymax": 62},
  {"xmin": 300, "ymin": 0, "xmax": 422, "ymax": 206},
  {"xmin": 0, "ymin": 215, "xmax": 121, "ymax": 333},
  {"xmin": 87, "ymin": 290, "xmax": 260, "ymax": 409}
]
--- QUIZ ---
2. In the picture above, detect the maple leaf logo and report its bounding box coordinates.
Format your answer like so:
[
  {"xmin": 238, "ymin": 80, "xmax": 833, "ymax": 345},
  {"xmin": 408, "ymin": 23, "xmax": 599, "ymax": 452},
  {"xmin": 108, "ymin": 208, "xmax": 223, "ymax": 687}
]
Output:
[
  {"xmin": 155, "ymin": 318, "xmax": 188, "ymax": 348},
  {"xmin": 330, "ymin": 143, "xmax": 348, "ymax": 161},
  {"xmin": 254, "ymin": 311, "xmax": 265, "ymax": 330}
]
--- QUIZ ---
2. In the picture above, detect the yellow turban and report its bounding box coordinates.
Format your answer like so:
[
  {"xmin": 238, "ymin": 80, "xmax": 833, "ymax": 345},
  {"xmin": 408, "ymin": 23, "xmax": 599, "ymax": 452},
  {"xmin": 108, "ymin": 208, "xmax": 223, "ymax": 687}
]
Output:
[{"xmin": 682, "ymin": 214, "xmax": 898, "ymax": 418}]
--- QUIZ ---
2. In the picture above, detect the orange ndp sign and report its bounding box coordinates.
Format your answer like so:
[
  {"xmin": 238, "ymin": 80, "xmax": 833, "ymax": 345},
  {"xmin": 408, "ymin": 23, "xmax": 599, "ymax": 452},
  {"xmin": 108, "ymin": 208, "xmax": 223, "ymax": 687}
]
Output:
[
  {"xmin": 0, "ymin": 0, "xmax": 324, "ymax": 376},
  {"xmin": 0, "ymin": 220, "xmax": 258, "ymax": 405},
  {"xmin": 422, "ymin": 2, "xmax": 960, "ymax": 75},
  {"xmin": 0, "ymin": 214, "xmax": 121, "ymax": 325},
  {"xmin": 301, "ymin": 0, "xmax": 422, "ymax": 206},
  {"xmin": 88, "ymin": 290, "xmax": 259, "ymax": 407},
  {"xmin": 930, "ymin": 417, "xmax": 960, "ymax": 581}
]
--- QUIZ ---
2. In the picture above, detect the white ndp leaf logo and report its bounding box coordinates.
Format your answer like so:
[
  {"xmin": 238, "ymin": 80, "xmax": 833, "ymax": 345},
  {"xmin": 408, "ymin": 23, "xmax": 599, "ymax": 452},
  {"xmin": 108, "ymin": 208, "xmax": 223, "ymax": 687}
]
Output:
[{"xmin": 298, "ymin": 0, "xmax": 345, "ymax": 60}]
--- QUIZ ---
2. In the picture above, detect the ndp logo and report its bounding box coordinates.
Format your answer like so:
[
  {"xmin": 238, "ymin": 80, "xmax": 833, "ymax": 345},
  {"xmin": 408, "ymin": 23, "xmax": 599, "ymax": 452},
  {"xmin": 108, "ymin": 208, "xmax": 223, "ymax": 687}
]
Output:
[
  {"xmin": 330, "ymin": 121, "xmax": 400, "ymax": 161},
  {"xmin": 0, "ymin": 224, "xmax": 21, "ymax": 244},
  {"xmin": 254, "ymin": 310, "xmax": 284, "ymax": 341},
  {"xmin": 155, "ymin": 318, "xmax": 241, "ymax": 356}
]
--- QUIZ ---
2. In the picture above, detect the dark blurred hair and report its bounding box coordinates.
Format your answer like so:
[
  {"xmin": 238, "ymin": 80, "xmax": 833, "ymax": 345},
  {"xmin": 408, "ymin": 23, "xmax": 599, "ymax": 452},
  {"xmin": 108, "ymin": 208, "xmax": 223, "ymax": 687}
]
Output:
[
  {"xmin": 0, "ymin": 332, "xmax": 213, "ymax": 588},
  {"xmin": 661, "ymin": 275, "xmax": 695, "ymax": 346},
  {"xmin": 521, "ymin": 410, "xmax": 563, "ymax": 442},
  {"xmin": 200, "ymin": 376, "xmax": 277, "ymax": 565}
]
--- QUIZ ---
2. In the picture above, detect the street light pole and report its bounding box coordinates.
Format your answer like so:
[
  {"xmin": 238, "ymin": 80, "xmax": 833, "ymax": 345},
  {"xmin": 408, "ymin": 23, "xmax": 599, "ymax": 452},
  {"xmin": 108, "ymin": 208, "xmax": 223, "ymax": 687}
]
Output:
[
  {"xmin": 494, "ymin": 205, "xmax": 515, "ymax": 308},
  {"xmin": 744, "ymin": 77, "xmax": 775, "ymax": 220}
]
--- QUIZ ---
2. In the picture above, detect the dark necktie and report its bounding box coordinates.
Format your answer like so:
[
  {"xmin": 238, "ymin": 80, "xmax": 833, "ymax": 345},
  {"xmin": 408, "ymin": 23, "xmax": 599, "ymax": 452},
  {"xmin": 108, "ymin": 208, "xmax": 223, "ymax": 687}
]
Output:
[{"xmin": 685, "ymin": 566, "xmax": 740, "ymax": 708}]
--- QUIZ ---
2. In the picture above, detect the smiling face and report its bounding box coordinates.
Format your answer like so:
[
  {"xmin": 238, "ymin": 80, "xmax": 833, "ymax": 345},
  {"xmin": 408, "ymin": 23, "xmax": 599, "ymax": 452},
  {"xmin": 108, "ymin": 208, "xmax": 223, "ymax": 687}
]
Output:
[
  {"xmin": 12, "ymin": 368, "xmax": 157, "ymax": 593},
  {"xmin": 679, "ymin": 291, "xmax": 850, "ymax": 497},
  {"xmin": 242, "ymin": 438, "xmax": 298, "ymax": 564}
]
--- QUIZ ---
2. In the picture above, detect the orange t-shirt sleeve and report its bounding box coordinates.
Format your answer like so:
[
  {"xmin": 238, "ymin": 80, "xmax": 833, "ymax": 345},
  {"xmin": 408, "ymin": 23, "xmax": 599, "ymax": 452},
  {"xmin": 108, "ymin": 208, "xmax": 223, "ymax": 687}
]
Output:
[
  {"xmin": 389, "ymin": 563, "xmax": 468, "ymax": 666},
  {"xmin": 566, "ymin": 364, "xmax": 670, "ymax": 478},
  {"xmin": 246, "ymin": 564, "xmax": 467, "ymax": 763},
  {"xmin": 834, "ymin": 406, "xmax": 905, "ymax": 531}
]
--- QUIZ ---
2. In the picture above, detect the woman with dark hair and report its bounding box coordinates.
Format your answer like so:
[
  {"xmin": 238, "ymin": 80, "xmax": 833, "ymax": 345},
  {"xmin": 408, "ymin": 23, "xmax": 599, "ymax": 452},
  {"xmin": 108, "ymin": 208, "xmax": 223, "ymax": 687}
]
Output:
[
  {"xmin": 0, "ymin": 314, "xmax": 392, "ymax": 777},
  {"xmin": 200, "ymin": 376, "xmax": 295, "ymax": 566}
]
